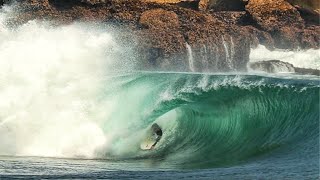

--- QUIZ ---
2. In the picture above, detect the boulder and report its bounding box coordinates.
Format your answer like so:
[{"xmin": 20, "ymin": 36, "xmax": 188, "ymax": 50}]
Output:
[
  {"xmin": 249, "ymin": 60, "xmax": 295, "ymax": 73},
  {"xmin": 250, "ymin": 60, "xmax": 320, "ymax": 76},
  {"xmin": 246, "ymin": 0, "xmax": 304, "ymax": 32}
]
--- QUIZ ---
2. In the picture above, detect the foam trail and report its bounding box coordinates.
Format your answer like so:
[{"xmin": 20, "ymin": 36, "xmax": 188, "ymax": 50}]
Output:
[
  {"xmin": 230, "ymin": 37, "xmax": 235, "ymax": 69},
  {"xmin": 250, "ymin": 45, "xmax": 320, "ymax": 70},
  {"xmin": 222, "ymin": 36, "xmax": 234, "ymax": 70},
  {"xmin": 201, "ymin": 45, "xmax": 209, "ymax": 71},
  {"xmin": 186, "ymin": 42, "xmax": 195, "ymax": 72}
]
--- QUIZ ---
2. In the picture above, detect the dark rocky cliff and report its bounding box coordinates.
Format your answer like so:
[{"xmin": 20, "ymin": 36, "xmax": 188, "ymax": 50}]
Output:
[{"xmin": 1, "ymin": 0, "xmax": 319, "ymax": 72}]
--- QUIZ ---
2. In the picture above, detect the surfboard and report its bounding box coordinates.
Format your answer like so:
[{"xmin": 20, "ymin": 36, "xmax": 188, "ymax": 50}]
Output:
[
  {"xmin": 140, "ymin": 135, "xmax": 157, "ymax": 150},
  {"xmin": 140, "ymin": 123, "xmax": 162, "ymax": 150}
]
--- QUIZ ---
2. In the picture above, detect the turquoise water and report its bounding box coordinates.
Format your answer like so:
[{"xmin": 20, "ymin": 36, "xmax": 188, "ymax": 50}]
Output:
[{"xmin": 1, "ymin": 72, "xmax": 318, "ymax": 179}]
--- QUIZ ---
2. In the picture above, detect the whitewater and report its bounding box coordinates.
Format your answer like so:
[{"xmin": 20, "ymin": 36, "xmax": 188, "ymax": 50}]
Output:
[{"xmin": 0, "ymin": 5, "xmax": 319, "ymax": 179}]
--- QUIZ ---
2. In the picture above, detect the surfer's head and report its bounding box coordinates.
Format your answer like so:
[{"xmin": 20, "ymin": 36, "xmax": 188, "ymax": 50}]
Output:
[{"xmin": 152, "ymin": 123, "xmax": 162, "ymax": 136}]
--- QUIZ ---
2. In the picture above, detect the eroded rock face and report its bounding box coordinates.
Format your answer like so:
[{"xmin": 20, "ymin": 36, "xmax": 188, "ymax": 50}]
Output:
[
  {"xmin": 246, "ymin": 0, "xmax": 304, "ymax": 31},
  {"xmin": 8, "ymin": 0, "xmax": 250, "ymax": 72},
  {"xmin": 245, "ymin": 0, "xmax": 319, "ymax": 49},
  {"xmin": 250, "ymin": 60, "xmax": 320, "ymax": 76},
  {"xmin": 139, "ymin": 9, "xmax": 179, "ymax": 29},
  {"xmin": 3, "ymin": 0, "xmax": 319, "ymax": 72},
  {"xmin": 286, "ymin": 0, "xmax": 320, "ymax": 13},
  {"xmin": 290, "ymin": 4, "xmax": 320, "ymax": 25},
  {"xmin": 250, "ymin": 60, "xmax": 295, "ymax": 73}
]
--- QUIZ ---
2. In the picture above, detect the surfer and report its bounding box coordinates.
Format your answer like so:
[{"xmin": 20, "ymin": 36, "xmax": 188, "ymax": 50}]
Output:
[{"xmin": 150, "ymin": 123, "xmax": 162, "ymax": 149}]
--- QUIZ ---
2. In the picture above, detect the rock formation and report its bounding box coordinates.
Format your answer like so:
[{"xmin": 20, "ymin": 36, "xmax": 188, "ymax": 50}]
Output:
[
  {"xmin": 249, "ymin": 60, "xmax": 295, "ymax": 73},
  {"xmin": 245, "ymin": 0, "xmax": 319, "ymax": 49},
  {"xmin": 4, "ymin": 0, "xmax": 251, "ymax": 72},
  {"xmin": 286, "ymin": 0, "xmax": 320, "ymax": 13},
  {"xmin": 250, "ymin": 60, "xmax": 320, "ymax": 76}
]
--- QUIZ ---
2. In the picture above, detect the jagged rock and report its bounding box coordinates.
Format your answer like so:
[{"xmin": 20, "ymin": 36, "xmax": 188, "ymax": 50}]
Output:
[
  {"xmin": 241, "ymin": 26, "xmax": 274, "ymax": 48},
  {"xmin": 286, "ymin": 0, "xmax": 320, "ymax": 13},
  {"xmin": 246, "ymin": 0, "xmax": 304, "ymax": 32},
  {"xmin": 249, "ymin": 60, "xmax": 295, "ymax": 73},
  {"xmin": 250, "ymin": 60, "xmax": 320, "ymax": 76},
  {"xmin": 293, "ymin": 5, "xmax": 320, "ymax": 25},
  {"xmin": 245, "ymin": 0, "xmax": 319, "ymax": 49},
  {"xmin": 272, "ymin": 26, "xmax": 301, "ymax": 49}
]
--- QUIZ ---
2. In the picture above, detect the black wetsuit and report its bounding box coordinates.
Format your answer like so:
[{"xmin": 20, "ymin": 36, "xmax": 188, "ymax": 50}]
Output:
[{"xmin": 151, "ymin": 123, "xmax": 162, "ymax": 148}]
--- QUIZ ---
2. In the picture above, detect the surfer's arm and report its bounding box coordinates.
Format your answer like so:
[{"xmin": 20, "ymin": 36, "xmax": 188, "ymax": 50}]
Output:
[
  {"xmin": 151, "ymin": 141, "xmax": 157, "ymax": 149},
  {"xmin": 150, "ymin": 136, "xmax": 161, "ymax": 149}
]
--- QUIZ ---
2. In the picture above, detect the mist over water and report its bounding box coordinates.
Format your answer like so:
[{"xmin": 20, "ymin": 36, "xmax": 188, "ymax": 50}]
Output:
[
  {"xmin": 250, "ymin": 45, "xmax": 320, "ymax": 70},
  {"xmin": 0, "ymin": 8, "xmax": 138, "ymax": 158}
]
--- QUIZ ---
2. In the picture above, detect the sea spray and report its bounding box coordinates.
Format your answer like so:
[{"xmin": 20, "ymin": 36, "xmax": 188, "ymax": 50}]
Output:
[
  {"xmin": 222, "ymin": 36, "xmax": 234, "ymax": 70},
  {"xmin": 0, "ymin": 10, "xmax": 137, "ymax": 158},
  {"xmin": 200, "ymin": 45, "xmax": 209, "ymax": 71},
  {"xmin": 250, "ymin": 45, "xmax": 320, "ymax": 70},
  {"xmin": 186, "ymin": 42, "xmax": 195, "ymax": 72}
]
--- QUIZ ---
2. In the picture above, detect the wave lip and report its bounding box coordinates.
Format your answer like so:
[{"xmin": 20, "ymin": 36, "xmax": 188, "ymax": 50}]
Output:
[
  {"xmin": 149, "ymin": 74, "xmax": 319, "ymax": 168},
  {"xmin": 93, "ymin": 73, "xmax": 319, "ymax": 169}
]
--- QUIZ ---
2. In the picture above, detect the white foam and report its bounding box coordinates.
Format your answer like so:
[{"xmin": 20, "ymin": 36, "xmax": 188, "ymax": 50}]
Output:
[
  {"xmin": 250, "ymin": 45, "xmax": 320, "ymax": 70},
  {"xmin": 0, "ymin": 9, "xmax": 136, "ymax": 158}
]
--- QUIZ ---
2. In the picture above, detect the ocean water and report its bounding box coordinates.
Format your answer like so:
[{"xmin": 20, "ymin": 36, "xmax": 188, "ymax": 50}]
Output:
[{"xmin": 0, "ymin": 5, "xmax": 319, "ymax": 179}]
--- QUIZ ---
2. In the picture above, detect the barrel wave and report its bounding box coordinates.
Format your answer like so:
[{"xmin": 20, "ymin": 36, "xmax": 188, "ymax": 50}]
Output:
[
  {"xmin": 0, "ymin": 11, "xmax": 319, "ymax": 173},
  {"xmin": 97, "ymin": 73, "xmax": 319, "ymax": 169}
]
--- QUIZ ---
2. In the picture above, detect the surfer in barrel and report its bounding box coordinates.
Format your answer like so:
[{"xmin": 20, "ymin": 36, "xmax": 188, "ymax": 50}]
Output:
[{"xmin": 150, "ymin": 123, "xmax": 162, "ymax": 149}]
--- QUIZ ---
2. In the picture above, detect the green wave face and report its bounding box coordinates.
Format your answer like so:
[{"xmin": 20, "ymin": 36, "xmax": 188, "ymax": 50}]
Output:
[{"xmin": 98, "ymin": 73, "xmax": 319, "ymax": 169}]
